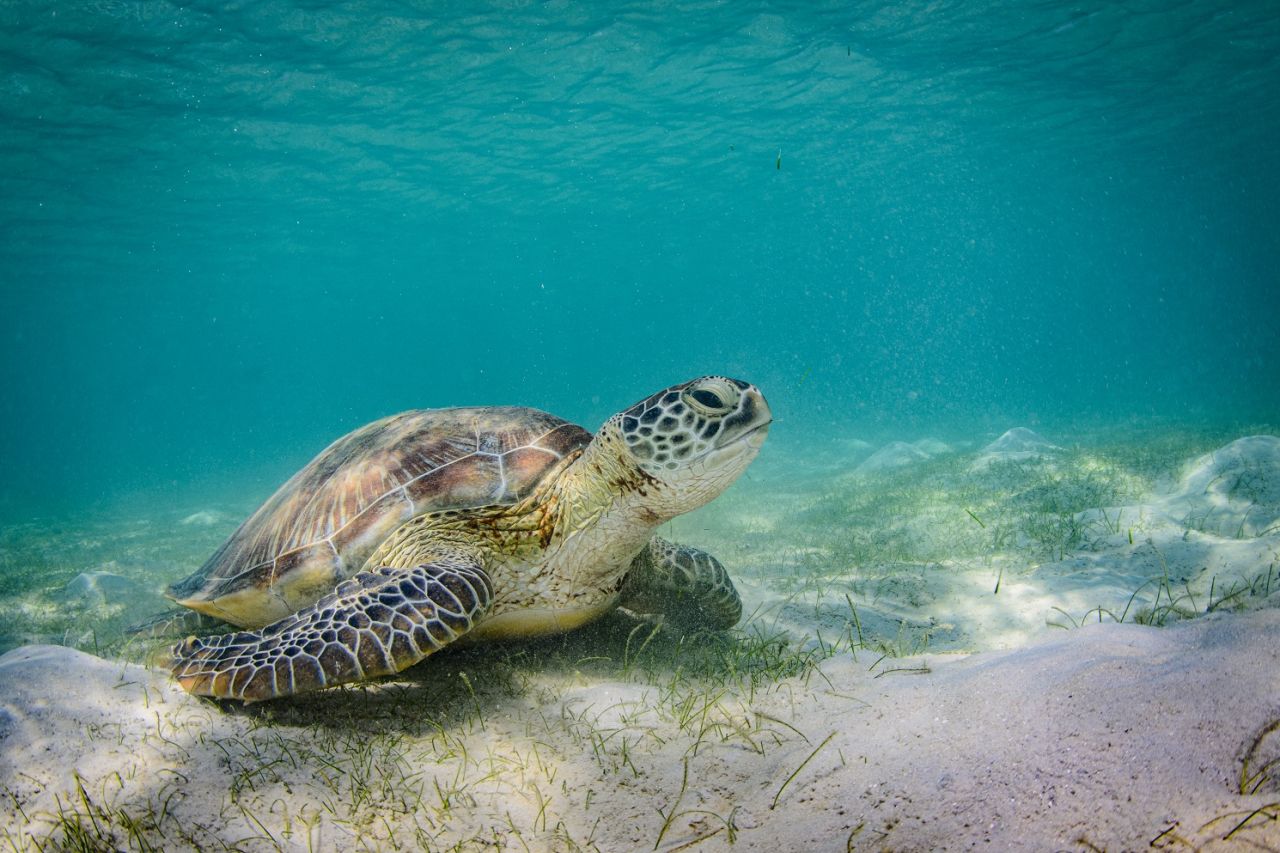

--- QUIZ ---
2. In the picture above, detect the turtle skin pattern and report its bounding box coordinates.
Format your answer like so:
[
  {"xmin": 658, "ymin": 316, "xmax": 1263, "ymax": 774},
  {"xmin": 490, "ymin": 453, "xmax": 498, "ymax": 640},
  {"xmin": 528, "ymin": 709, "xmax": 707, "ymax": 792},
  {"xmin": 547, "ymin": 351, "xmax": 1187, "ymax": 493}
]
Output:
[
  {"xmin": 619, "ymin": 537, "xmax": 742, "ymax": 632},
  {"xmin": 171, "ymin": 556, "xmax": 492, "ymax": 702}
]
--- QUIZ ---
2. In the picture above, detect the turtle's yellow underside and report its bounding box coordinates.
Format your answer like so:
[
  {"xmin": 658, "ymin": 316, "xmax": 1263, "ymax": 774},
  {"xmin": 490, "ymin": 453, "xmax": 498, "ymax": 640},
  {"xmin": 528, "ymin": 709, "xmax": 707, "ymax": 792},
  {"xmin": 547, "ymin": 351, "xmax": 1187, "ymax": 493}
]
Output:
[{"xmin": 465, "ymin": 598, "xmax": 618, "ymax": 642}]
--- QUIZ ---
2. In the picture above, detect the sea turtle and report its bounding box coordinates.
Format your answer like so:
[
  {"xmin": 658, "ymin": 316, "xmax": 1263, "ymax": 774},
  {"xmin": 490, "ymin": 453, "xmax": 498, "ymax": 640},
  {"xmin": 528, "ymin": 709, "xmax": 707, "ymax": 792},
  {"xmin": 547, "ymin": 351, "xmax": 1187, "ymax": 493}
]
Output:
[{"xmin": 163, "ymin": 376, "xmax": 770, "ymax": 701}]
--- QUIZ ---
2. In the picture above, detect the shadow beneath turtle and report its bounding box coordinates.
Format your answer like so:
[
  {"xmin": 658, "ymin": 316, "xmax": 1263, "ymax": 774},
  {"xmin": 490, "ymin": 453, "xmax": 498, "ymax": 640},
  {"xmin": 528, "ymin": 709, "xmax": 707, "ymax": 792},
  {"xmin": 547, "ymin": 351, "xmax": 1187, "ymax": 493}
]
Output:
[{"xmin": 236, "ymin": 611, "xmax": 788, "ymax": 734}]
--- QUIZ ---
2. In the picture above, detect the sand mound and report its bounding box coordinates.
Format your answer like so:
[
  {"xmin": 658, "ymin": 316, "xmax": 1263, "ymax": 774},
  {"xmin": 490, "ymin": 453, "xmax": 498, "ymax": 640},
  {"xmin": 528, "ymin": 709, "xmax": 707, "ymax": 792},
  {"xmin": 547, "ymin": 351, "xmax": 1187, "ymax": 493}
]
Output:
[
  {"xmin": 180, "ymin": 509, "xmax": 227, "ymax": 526},
  {"xmin": 854, "ymin": 441, "xmax": 930, "ymax": 473},
  {"xmin": 1158, "ymin": 435, "xmax": 1280, "ymax": 537},
  {"xmin": 911, "ymin": 437, "xmax": 952, "ymax": 456},
  {"xmin": 61, "ymin": 569, "xmax": 142, "ymax": 609},
  {"xmin": 970, "ymin": 427, "xmax": 1062, "ymax": 470},
  {"xmin": 853, "ymin": 438, "xmax": 950, "ymax": 474}
]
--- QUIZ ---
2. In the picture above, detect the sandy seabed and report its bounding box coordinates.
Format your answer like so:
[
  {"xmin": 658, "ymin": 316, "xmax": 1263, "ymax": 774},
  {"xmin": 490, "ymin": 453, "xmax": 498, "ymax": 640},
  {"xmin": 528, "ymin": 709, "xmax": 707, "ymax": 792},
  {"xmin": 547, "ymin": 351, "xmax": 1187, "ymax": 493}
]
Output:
[{"xmin": 1, "ymin": 430, "xmax": 1278, "ymax": 851}]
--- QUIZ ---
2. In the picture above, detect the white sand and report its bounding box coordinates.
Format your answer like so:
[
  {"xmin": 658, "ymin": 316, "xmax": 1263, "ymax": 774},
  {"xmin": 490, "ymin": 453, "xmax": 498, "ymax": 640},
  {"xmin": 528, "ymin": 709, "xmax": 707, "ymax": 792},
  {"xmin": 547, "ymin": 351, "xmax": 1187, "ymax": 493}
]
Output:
[
  {"xmin": 1, "ymin": 607, "xmax": 1276, "ymax": 850},
  {"xmin": 2, "ymin": 434, "xmax": 1278, "ymax": 850}
]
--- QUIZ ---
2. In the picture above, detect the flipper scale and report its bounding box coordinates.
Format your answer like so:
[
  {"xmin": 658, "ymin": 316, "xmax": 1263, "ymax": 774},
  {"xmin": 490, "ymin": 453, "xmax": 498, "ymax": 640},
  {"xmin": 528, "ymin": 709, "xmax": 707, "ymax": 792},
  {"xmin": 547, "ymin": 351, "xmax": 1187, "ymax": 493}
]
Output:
[
  {"xmin": 171, "ymin": 556, "xmax": 492, "ymax": 701},
  {"xmin": 619, "ymin": 537, "xmax": 742, "ymax": 632}
]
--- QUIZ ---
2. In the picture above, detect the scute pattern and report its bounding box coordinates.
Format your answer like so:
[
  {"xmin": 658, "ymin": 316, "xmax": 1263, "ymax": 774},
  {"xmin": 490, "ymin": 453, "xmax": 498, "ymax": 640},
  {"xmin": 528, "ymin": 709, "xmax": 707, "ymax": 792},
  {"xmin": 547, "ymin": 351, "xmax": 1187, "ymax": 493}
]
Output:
[
  {"xmin": 171, "ymin": 557, "xmax": 493, "ymax": 701},
  {"xmin": 170, "ymin": 407, "xmax": 590, "ymax": 611},
  {"xmin": 618, "ymin": 537, "xmax": 742, "ymax": 631}
]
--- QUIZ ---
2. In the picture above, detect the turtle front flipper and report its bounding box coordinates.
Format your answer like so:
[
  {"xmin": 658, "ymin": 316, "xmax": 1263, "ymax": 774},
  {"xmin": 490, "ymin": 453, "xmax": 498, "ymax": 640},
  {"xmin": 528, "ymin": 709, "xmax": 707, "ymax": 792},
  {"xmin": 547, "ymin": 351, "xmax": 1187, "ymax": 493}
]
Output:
[
  {"xmin": 618, "ymin": 537, "xmax": 742, "ymax": 632},
  {"xmin": 170, "ymin": 556, "xmax": 492, "ymax": 701}
]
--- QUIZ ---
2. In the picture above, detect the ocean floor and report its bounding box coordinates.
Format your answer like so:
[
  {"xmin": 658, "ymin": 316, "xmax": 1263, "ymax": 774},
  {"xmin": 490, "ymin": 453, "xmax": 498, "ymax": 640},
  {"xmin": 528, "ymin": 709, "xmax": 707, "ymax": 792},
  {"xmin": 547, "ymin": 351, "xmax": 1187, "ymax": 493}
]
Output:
[{"xmin": 1, "ymin": 425, "xmax": 1278, "ymax": 850}]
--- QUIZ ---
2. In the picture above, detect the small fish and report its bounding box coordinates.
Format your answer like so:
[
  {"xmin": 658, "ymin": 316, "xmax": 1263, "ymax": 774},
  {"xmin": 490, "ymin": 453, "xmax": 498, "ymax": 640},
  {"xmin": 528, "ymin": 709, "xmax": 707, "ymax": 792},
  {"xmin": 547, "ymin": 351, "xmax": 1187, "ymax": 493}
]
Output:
[{"xmin": 776, "ymin": 149, "xmax": 782, "ymax": 170}]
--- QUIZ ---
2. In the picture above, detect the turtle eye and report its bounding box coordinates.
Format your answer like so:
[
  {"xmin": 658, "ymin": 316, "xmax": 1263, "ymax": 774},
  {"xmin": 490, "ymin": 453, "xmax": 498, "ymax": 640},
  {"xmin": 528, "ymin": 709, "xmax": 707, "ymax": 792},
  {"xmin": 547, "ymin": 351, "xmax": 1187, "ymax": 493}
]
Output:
[{"xmin": 682, "ymin": 380, "xmax": 737, "ymax": 415}]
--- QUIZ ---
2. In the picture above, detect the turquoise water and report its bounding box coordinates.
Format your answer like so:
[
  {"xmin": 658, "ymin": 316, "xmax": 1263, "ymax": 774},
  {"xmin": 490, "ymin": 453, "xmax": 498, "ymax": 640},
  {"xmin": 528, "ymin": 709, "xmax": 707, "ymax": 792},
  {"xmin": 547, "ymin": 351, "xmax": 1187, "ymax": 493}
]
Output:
[
  {"xmin": 4, "ymin": 7, "xmax": 1280, "ymax": 847},
  {"xmin": 1, "ymin": 0, "xmax": 1278, "ymax": 520}
]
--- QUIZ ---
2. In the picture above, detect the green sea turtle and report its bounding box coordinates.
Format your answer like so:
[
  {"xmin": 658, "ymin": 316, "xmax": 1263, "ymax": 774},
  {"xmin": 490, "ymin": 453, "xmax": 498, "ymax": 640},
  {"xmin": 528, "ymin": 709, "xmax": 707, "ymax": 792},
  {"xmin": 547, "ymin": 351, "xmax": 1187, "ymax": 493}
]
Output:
[{"xmin": 164, "ymin": 376, "xmax": 770, "ymax": 701}]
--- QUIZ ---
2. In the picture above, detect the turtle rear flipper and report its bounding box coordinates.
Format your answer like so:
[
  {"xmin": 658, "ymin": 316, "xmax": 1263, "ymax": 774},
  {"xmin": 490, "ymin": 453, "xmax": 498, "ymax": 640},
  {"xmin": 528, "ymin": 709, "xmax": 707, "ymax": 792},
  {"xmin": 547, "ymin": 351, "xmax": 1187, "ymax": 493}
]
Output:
[
  {"xmin": 171, "ymin": 556, "xmax": 492, "ymax": 701},
  {"xmin": 619, "ymin": 537, "xmax": 742, "ymax": 632}
]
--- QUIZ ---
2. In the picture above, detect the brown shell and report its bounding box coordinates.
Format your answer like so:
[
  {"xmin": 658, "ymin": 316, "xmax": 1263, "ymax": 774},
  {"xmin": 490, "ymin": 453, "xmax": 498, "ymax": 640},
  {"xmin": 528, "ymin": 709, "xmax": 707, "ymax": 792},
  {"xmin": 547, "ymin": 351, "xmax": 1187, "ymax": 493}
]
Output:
[{"xmin": 169, "ymin": 407, "xmax": 591, "ymax": 623}]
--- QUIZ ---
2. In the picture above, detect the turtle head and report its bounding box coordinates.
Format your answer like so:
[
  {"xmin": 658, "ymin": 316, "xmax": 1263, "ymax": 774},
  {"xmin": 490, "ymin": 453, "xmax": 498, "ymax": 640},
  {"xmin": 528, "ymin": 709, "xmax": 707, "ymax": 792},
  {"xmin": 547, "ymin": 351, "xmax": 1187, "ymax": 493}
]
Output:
[{"xmin": 607, "ymin": 376, "xmax": 771, "ymax": 516}]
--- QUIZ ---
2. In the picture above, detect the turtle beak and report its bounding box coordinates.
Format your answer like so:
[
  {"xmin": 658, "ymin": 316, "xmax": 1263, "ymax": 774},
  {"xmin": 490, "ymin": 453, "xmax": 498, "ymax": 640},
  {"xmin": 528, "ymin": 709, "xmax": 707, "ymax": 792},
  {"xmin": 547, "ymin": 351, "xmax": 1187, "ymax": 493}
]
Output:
[
  {"xmin": 746, "ymin": 386, "xmax": 772, "ymax": 432},
  {"xmin": 720, "ymin": 385, "xmax": 772, "ymax": 449}
]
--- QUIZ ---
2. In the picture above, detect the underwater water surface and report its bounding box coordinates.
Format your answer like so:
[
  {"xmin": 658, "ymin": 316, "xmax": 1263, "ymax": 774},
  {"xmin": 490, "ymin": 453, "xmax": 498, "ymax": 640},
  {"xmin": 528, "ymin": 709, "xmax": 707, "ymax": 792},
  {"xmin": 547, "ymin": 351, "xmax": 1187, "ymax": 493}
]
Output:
[{"xmin": 1, "ymin": 0, "xmax": 1277, "ymax": 522}]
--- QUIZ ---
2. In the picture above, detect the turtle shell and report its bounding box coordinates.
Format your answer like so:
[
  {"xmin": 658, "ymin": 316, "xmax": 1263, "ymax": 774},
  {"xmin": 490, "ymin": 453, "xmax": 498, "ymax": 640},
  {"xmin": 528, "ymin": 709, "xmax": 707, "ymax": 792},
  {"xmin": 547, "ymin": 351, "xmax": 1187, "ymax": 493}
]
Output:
[{"xmin": 170, "ymin": 407, "xmax": 591, "ymax": 627}]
